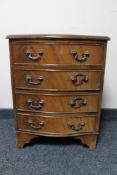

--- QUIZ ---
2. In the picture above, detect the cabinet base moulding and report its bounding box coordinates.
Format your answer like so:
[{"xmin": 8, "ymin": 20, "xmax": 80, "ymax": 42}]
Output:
[{"xmin": 16, "ymin": 131, "xmax": 98, "ymax": 150}]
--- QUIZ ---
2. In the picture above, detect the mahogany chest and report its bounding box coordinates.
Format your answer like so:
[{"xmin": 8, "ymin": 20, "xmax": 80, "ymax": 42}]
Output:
[{"xmin": 7, "ymin": 34, "xmax": 110, "ymax": 149}]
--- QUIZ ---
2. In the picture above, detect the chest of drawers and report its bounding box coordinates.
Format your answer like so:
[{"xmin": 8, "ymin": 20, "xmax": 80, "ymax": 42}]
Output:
[{"xmin": 7, "ymin": 34, "xmax": 110, "ymax": 149}]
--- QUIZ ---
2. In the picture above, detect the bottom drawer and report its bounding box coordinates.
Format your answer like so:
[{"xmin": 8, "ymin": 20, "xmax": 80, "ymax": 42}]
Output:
[{"xmin": 16, "ymin": 114, "xmax": 96, "ymax": 136}]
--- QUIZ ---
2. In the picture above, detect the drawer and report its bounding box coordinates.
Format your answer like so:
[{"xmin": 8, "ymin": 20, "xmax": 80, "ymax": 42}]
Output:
[
  {"xmin": 14, "ymin": 69, "xmax": 102, "ymax": 91},
  {"xmin": 13, "ymin": 44, "xmax": 104, "ymax": 65},
  {"xmin": 16, "ymin": 93, "xmax": 99, "ymax": 113},
  {"xmin": 16, "ymin": 114, "xmax": 96, "ymax": 135}
]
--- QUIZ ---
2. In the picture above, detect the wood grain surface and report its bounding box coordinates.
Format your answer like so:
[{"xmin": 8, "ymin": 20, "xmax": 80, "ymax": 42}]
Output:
[
  {"xmin": 14, "ymin": 69, "xmax": 102, "ymax": 91},
  {"xmin": 7, "ymin": 34, "xmax": 109, "ymax": 149},
  {"xmin": 12, "ymin": 44, "xmax": 104, "ymax": 65},
  {"xmin": 16, "ymin": 113, "xmax": 96, "ymax": 135}
]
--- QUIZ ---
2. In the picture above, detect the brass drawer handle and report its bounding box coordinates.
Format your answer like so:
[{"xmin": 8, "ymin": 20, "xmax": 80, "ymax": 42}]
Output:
[
  {"xmin": 70, "ymin": 50, "xmax": 90, "ymax": 62},
  {"xmin": 26, "ymin": 75, "xmax": 44, "ymax": 85},
  {"xmin": 68, "ymin": 121, "xmax": 85, "ymax": 131},
  {"xmin": 69, "ymin": 97, "xmax": 87, "ymax": 108},
  {"xmin": 70, "ymin": 73, "xmax": 88, "ymax": 85},
  {"xmin": 26, "ymin": 119, "xmax": 44, "ymax": 129},
  {"xmin": 27, "ymin": 99, "xmax": 45, "ymax": 110},
  {"xmin": 25, "ymin": 49, "xmax": 44, "ymax": 61}
]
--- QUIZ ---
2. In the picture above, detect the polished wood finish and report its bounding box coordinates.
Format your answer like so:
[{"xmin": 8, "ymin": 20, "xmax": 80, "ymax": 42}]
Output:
[
  {"xmin": 74, "ymin": 134, "xmax": 98, "ymax": 150},
  {"xmin": 16, "ymin": 132, "xmax": 98, "ymax": 149},
  {"xmin": 14, "ymin": 69, "xmax": 102, "ymax": 91},
  {"xmin": 16, "ymin": 93, "xmax": 99, "ymax": 113},
  {"xmin": 7, "ymin": 34, "xmax": 109, "ymax": 149},
  {"xmin": 13, "ymin": 44, "xmax": 104, "ymax": 65},
  {"xmin": 16, "ymin": 132, "xmax": 39, "ymax": 148},
  {"xmin": 16, "ymin": 114, "xmax": 96, "ymax": 135},
  {"xmin": 6, "ymin": 34, "xmax": 110, "ymax": 40}
]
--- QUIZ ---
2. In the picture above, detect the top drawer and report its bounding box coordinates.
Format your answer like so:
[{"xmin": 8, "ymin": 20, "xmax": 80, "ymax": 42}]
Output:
[{"xmin": 12, "ymin": 43, "xmax": 104, "ymax": 66}]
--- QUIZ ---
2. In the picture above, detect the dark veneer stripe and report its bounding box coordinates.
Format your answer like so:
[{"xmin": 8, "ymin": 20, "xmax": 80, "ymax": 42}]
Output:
[{"xmin": 6, "ymin": 34, "xmax": 110, "ymax": 40}]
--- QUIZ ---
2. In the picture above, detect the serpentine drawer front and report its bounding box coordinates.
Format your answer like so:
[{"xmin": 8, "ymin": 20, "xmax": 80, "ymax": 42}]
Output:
[
  {"xmin": 14, "ymin": 69, "xmax": 102, "ymax": 91},
  {"xmin": 15, "ymin": 93, "xmax": 99, "ymax": 113},
  {"xmin": 16, "ymin": 114, "xmax": 97, "ymax": 135},
  {"xmin": 7, "ymin": 34, "xmax": 110, "ymax": 149},
  {"xmin": 13, "ymin": 44, "xmax": 104, "ymax": 65}
]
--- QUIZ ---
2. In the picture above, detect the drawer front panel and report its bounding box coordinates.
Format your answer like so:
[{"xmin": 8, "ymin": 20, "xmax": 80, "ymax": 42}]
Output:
[
  {"xmin": 13, "ymin": 44, "xmax": 104, "ymax": 65},
  {"xmin": 14, "ymin": 70, "xmax": 102, "ymax": 91},
  {"xmin": 16, "ymin": 93, "xmax": 99, "ymax": 113},
  {"xmin": 17, "ymin": 114, "xmax": 96, "ymax": 135}
]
